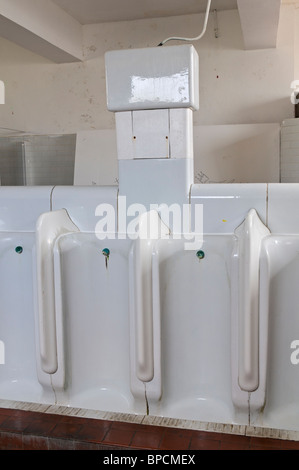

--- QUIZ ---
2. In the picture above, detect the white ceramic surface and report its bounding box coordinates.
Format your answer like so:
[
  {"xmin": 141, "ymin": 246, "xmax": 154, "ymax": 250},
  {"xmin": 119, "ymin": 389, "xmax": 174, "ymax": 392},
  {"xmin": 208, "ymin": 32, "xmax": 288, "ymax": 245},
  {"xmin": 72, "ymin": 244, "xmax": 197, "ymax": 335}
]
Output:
[
  {"xmin": 35, "ymin": 209, "xmax": 79, "ymax": 375},
  {"xmin": 0, "ymin": 187, "xmax": 52, "ymax": 232},
  {"xmin": 254, "ymin": 235, "xmax": 299, "ymax": 431},
  {"xmin": 52, "ymin": 186, "xmax": 118, "ymax": 233},
  {"xmin": 0, "ymin": 184, "xmax": 299, "ymax": 434},
  {"xmin": 231, "ymin": 209, "xmax": 270, "ymax": 413},
  {"xmin": 0, "ymin": 233, "xmax": 48, "ymax": 402},
  {"xmin": 115, "ymin": 109, "xmax": 194, "ymax": 160},
  {"xmin": 129, "ymin": 210, "xmax": 169, "ymax": 402},
  {"xmin": 190, "ymin": 183, "xmax": 268, "ymax": 234},
  {"xmin": 0, "ymin": 188, "xmax": 55, "ymax": 405},
  {"xmin": 52, "ymin": 233, "xmax": 142, "ymax": 413},
  {"xmin": 149, "ymin": 236, "xmax": 236, "ymax": 423},
  {"xmin": 105, "ymin": 45, "xmax": 199, "ymax": 112},
  {"xmin": 118, "ymin": 158, "xmax": 194, "ymax": 234}
]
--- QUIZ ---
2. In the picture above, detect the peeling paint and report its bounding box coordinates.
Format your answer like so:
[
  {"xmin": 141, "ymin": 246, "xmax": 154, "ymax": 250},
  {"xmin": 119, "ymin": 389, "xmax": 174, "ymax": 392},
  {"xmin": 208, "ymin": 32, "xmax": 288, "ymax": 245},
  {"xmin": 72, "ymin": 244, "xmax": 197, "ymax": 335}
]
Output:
[
  {"xmin": 88, "ymin": 45, "xmax": 97, "ymax": 53},
  {"xmin": 80, "ymin": 113, "xmax": 95, "ymax": 125}
]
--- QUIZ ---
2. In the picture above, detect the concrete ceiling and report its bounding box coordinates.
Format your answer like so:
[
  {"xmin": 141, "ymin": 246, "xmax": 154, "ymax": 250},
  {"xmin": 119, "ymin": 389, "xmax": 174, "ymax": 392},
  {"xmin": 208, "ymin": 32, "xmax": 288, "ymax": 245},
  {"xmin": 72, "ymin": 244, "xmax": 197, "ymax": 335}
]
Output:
[
  {"xmin": 51, "ymin": 0, "xmax": 238, "ymax": 25},
  {"xmin": 0, "ymin": 0, "xmax": 282, "ymax": 63}
]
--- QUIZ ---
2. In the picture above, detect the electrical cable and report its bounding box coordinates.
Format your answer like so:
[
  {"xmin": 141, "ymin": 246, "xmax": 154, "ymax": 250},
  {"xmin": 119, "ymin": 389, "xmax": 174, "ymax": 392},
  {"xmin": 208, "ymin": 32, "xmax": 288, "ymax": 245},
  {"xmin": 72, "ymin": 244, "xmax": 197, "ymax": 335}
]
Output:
[{"xmin": 157, "ymin": 0, "xmax": 212, "ymax": 46}]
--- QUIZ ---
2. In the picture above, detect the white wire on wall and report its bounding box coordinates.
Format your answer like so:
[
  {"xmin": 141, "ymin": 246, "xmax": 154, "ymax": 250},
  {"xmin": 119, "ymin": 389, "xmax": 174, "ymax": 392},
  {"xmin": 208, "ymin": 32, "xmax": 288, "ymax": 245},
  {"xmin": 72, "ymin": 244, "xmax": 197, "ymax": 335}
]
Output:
[{"xmin": 157, "ymin": 0, "xmax": 212, "ymax": 46}]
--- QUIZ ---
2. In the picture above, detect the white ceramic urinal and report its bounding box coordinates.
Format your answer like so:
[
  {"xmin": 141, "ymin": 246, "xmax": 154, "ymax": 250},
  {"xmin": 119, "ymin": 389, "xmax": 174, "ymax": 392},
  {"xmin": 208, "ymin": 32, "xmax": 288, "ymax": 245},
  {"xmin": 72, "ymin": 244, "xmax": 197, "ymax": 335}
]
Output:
[
  {"xmin": 232, "ymin": 209, "xmax": 270, "ymax": 411},
  {"xmin": 35, "ymin": 209, "xmax": 79, "ymax": 383},
  {"xmin": 129, "ymin": 210, "xmax": 169, "ymax": 402}
]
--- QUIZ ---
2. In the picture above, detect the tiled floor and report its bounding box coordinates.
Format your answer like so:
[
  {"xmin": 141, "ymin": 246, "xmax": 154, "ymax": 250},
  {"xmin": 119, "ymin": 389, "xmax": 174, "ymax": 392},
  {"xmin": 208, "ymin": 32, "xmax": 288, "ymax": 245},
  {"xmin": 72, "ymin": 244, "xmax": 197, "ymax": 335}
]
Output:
[{"xmin": 0, "ymin": 407, "xmax": 299, "ymax": 450}]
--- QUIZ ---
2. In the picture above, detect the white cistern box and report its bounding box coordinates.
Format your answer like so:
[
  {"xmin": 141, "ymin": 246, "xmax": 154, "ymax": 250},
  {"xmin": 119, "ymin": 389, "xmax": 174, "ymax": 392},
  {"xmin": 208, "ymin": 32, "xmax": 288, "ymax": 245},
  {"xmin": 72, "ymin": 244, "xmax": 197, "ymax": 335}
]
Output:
[{"xmin": 105, "ymin": 45, "xmax": 199, "ymax": 112}]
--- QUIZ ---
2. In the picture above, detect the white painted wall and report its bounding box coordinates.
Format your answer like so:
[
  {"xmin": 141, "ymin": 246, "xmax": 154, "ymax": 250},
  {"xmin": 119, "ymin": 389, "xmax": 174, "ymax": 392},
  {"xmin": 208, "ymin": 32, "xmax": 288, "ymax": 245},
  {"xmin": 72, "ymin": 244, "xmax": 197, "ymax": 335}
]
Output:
[
  {"xmin": 74, "ymin": 130, "xmax": 118, "ymax": 186},
  {"xmin": 193, "ymin": 123, "xmax": 280, "ymax": 184},
  {"xmin": 74, "ymin": 124, "xmax": 280, "ymax": 186},
  {"xmin": 0, "ymin": 4, "xmax": 297, "ymax": 184},
  {"xmin": 0, "ymin": 6, "xmax": 295, "ymax": 134}
]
